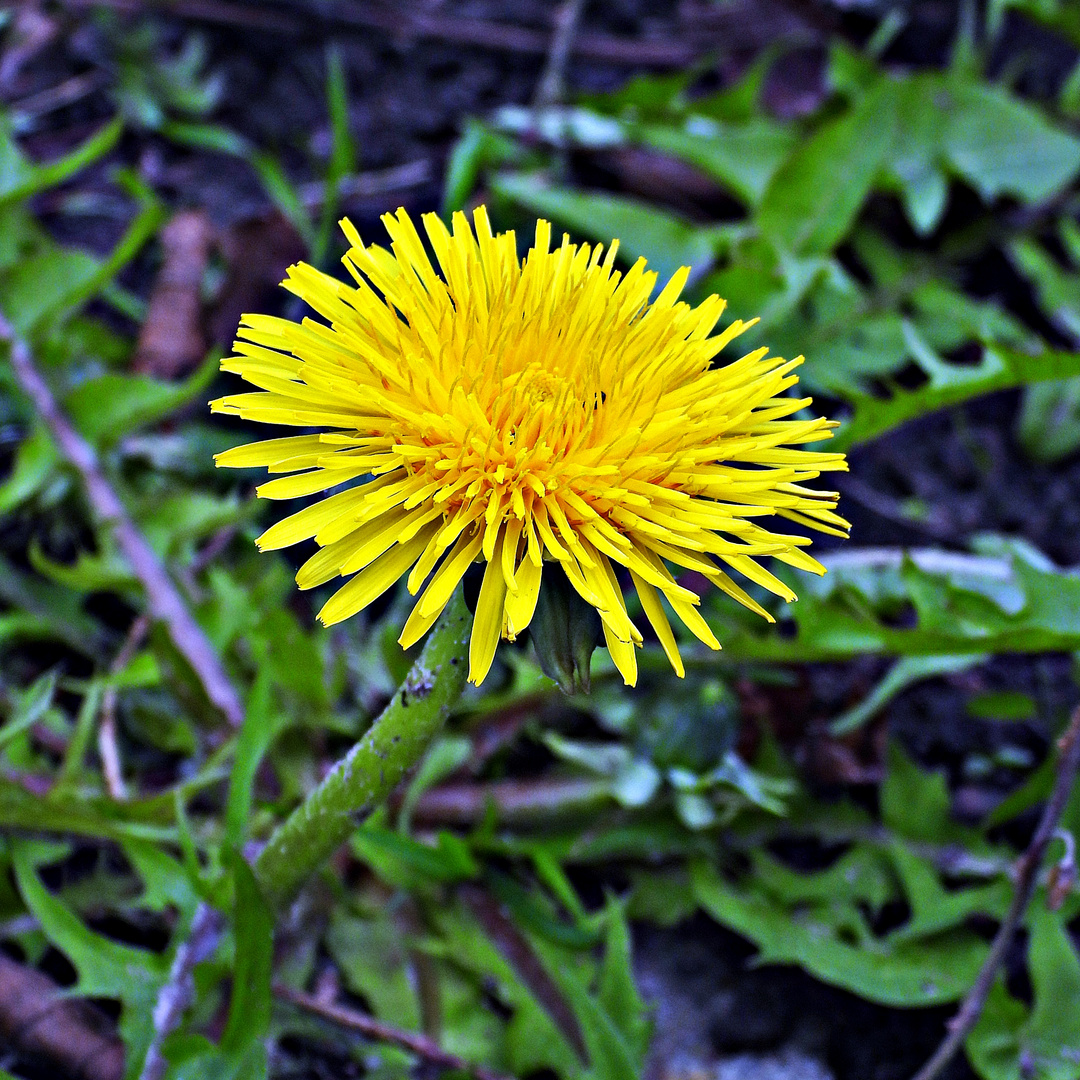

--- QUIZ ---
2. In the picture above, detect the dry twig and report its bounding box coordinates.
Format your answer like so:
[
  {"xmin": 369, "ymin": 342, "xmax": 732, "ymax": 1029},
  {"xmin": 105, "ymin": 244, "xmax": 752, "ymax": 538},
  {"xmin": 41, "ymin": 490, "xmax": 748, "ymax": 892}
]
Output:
[
  {"xmin": 298, "ymin": 158, "xmax": 431, "ymax": 209},
  {"xmin": 461, "ymin": 885, "xmax": 586, "ymax": 1059},
  {"xmin": 139, "ymin": 902, "xmax": 225, "ymax": 1080},
  {"xmin": 532, "ymin": 0, "xmax": 587, "ymax": 111},
  {"xmin": 98, "ymin": 614, "xmax": 151, "ymax": 799},
  {"xmin": 404, "ymin": 776, "xmax": 611, "ymax": 827},
  {"xmin": 910, "ymin": 705, "xmax": 1080, "ymax": 1080},
  {"xmin": 10, "ymin": 70, "xmax": 108, "ymax": 121},
  {"xmin": 274, "ymin": 982, "xmax": 513, "ymax": 1080},
  {"xmin": 0, "ymin": 952, "xmax": 124, "ymax": 1080},
  {"xmin": 55, "ymin": 0, "xmax": 698, "ymax": 66},
  {"xmin": 1, "ymin": 312, "xmax": 244, "ymax": 729}
]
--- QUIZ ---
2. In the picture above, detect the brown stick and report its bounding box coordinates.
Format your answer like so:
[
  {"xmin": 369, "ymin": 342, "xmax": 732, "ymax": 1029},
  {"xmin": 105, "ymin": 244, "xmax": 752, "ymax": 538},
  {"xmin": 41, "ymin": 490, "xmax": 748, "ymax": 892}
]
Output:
[
  {"xmin": 338, "ymin": 3, "xmax": 698, "ymax": 66},
  {"xmin": 299, "ymin": 158, "xmax": 432, "ymax": 210},
  {"xmin": 274, "ymin": 982, "xmax": 513, "ymax": 1080},
  {"xmin": 460, "ymin": 885, "xmax": 587, "ymax": 1060},
  {"xmin": 532, "ymin": 0, "xmax": 587, "ymax": 110},
  {"xmin": 0, "ymin": 952, "xmax": 124, "ymax": 1080},
  {"xmin": 54, "ymin": 0, "xmax": 698, "ymax": 66},
  {"xmin": 910, "ymin": 705, "xmax": 1080, "ymax": 1080},
  {"xmin": 405, "ymin": 776, "xmax": 611, "ymax": 827},
  {"xmin": 139, "ymin": 902, "xmax": 225, "ymax": 1080},
  {"xmin": 56, "ymin": 0, "xmax": 297, "ymax": 32},
  {"xmin": 2, "ymin": 312, "xmax": 244, "ymax": 729},
  {"xmin": 98, "ymin": 614, "xmax": 151, "ymax": 799}
]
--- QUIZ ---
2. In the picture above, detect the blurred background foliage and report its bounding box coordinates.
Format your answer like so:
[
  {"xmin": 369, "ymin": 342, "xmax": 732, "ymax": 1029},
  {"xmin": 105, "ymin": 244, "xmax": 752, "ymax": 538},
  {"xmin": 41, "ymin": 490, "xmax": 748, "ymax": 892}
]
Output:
[{"xmin": 2, "ymin": 1, "xmax": 1080, "ymax": 1079}]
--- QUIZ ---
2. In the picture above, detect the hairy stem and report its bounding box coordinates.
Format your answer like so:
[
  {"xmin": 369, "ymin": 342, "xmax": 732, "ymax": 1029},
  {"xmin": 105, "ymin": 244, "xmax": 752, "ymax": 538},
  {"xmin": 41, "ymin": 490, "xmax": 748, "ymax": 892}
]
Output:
[{"xmin": 254, "ymin": 591, "xmax": 472, "ymax": 910}]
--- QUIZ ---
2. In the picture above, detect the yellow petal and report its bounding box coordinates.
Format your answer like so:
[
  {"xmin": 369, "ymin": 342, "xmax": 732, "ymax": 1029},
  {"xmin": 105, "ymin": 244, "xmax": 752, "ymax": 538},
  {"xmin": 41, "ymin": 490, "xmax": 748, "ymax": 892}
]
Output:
[
  {"xmin": 602, "ymin": 621, "xmax": 638, "ymax": 687},
  {"xmin": 418, "ymin": 527, "xmax": 483, "ymax": 619},
  {"xmin": 469, "ymin": 530, "xmax": 508, "ymax": 685},
  {"xmin": 318, "ymin": 523, "xmax": 439, "ymax": 625},
  {"xmin": 667, "ymin": 592, "xmax": 720, "ymax": 651},
  {"xmin": 631, "ymin": 571, "xmax": 684, "ymax": 678},
  {"xmin": 504, "ymin": 554, "xmax": 542, "ymax": 639},
  {"xmin": 215, "ymin": 434, "xmax": 327, "ymax": 470},
  {"xmin": 256, "ymin": 486, "xmax": 370, "ymax": 550}
]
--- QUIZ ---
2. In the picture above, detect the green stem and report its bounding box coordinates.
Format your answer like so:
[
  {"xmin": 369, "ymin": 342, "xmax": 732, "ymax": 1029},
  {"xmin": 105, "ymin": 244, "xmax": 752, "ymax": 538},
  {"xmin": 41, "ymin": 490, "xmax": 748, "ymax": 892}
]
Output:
[{"xmin": 254, "ymin": 590, "xmax": 472, "ymax": 910}]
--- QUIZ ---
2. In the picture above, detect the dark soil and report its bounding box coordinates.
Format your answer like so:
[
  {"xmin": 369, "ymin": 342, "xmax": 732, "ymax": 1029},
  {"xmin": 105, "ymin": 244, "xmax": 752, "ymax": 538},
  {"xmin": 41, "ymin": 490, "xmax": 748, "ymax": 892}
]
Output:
[{"xmin": 637, "ymin": 916, "xmax": 972, "ymax": 1080}]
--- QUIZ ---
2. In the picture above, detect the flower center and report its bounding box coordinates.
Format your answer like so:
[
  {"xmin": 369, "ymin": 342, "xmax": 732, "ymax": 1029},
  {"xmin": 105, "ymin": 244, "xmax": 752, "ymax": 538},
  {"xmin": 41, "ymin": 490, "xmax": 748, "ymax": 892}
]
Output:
[{"xmin": 519, "ymin": 368, "xmax": 564, "ymax": 405}]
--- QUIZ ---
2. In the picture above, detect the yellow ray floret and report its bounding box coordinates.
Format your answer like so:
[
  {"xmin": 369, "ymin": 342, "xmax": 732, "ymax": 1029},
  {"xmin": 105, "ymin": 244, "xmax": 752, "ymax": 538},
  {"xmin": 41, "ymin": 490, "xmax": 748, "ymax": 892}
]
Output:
[{"xmin": 212, "ymin": 207, "xmax": 848, "ymax": 686}]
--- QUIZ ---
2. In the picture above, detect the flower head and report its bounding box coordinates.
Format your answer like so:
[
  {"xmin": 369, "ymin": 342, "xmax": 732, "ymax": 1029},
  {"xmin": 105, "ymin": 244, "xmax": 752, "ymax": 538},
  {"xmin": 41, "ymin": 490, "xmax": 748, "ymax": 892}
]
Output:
[{"xmin": 212, "ymin": 207, "xmax": 847, "ymax": 686}]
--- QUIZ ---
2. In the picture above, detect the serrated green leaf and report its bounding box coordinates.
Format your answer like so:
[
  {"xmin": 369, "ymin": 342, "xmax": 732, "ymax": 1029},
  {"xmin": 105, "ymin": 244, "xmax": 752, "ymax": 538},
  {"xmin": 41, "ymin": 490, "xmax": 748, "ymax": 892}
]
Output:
[
  {"xmin": 327, "ymin": 909, "xmax": 422, "ymax": 1029},
  {"xmin": 968, "ymin": 907, "xmax": 1080, "ymax": 1080},
  {"xmin": 224, "ymin": 667, "xmax": 277, "ymax": 849},
  {"xmin": 165, "ymin": 1036, "xmax": 269, "ymax": 1080},
  {"xmin": 798, "ymin": 313, "xmax": 910, "ymax": 395},
  {"xmin": 887, "ymin": 74, "xmax": 949, "ymax": 234},
  {"xmin": 220, "ymin": 856, "xmax": 272, "ymax": 1053},
  {"xmin": 1, "ymin": 247, "xmax": 102, "ymax": 334},
  {"xmin": 546, "ymin": 960, "xmax": 640, "ymax": 1080},
  {"xmin": 64, "ymin": 353, "xmax": 218, "ymax": 445},
  {"xmin": 638, "ymin": 117, "xmax": 796, "ymax": 205},
  {"xmin": 122, "ymin": 839, "xmax": 200, "ymax": 916},
  {"xmin": 430, "ymin": 900, "xmax": 584, "ymax": 1077},
  {"xmin": 0, "ymin": 186, "xmax": 162, "ymax": 335},
  {"xmin": 880, "ymin": 741, "xmax": 954, "ymax": 843},
  {"xmin": 886, "ymin": 842, "xmax": 1010, "ymax": 943},
  {"xmin": 1016, "ymin": 911, "xmax": 1080, "ymax": 1078},
  {"xmin": 758, "ymin": 78, "xmax": 897, "ymax": 255},
  {"xmin": 833, "ymin": 345, "xmax": 1080, "ymax": 451},
  {"xmin": 28, "ymin": 540, "xmax": 136, "ymax": 594},
  {"xmin": 596, "ymin": 897, "xmax": 650, "ymax": 1064},
  {"xmin": 752, "ymin": 846, "xmax": 897, "ymax": 913},
  {"xmin": 0, "ymin": 425, "xmax": 57, "ymax": 514},
  {"xmin": 691, "ymin": 859, "xmax": 988, "ymax": 1007},
  {"xmin": 966, "ymin": 978, "xmax": 1028, "ymax": 1080},
  {"xmin": 11, "ymin": 839, "xmax": 166, "ymax": 1065},
  {"xmin": 943, "ymin": 82, "xmax": 1080, "ymax": 203}
]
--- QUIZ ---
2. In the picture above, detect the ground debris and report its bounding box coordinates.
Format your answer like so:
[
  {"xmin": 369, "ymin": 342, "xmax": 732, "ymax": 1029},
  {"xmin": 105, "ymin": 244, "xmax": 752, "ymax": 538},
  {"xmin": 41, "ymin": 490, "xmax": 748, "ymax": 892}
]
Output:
[{"xmin": 133, "ymin": 209, "xmax": 214, "ymax": 379}]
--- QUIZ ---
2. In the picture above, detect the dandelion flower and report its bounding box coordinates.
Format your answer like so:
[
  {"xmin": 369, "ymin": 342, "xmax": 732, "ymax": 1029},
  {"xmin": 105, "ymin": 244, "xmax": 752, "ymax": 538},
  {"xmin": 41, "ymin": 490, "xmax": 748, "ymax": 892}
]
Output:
[{"xmin": 212, "ymin": 207, "xmax": 848, "ymax": 686}]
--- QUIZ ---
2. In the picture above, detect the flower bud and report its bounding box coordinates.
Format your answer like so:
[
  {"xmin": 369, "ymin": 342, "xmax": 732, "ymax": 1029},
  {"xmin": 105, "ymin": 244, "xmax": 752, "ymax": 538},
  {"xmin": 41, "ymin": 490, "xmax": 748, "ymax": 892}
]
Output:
[{"xmin": 530, "ymin": 564, "xmax": 601, "ymax": 695}]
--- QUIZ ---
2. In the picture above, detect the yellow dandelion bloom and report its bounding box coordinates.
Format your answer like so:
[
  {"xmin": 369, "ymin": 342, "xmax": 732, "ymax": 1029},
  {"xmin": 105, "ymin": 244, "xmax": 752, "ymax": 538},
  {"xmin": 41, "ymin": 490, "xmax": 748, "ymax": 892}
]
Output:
[{"xmin": 212, "ymin": 206, "xmax": 848, "ymax": 687}]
